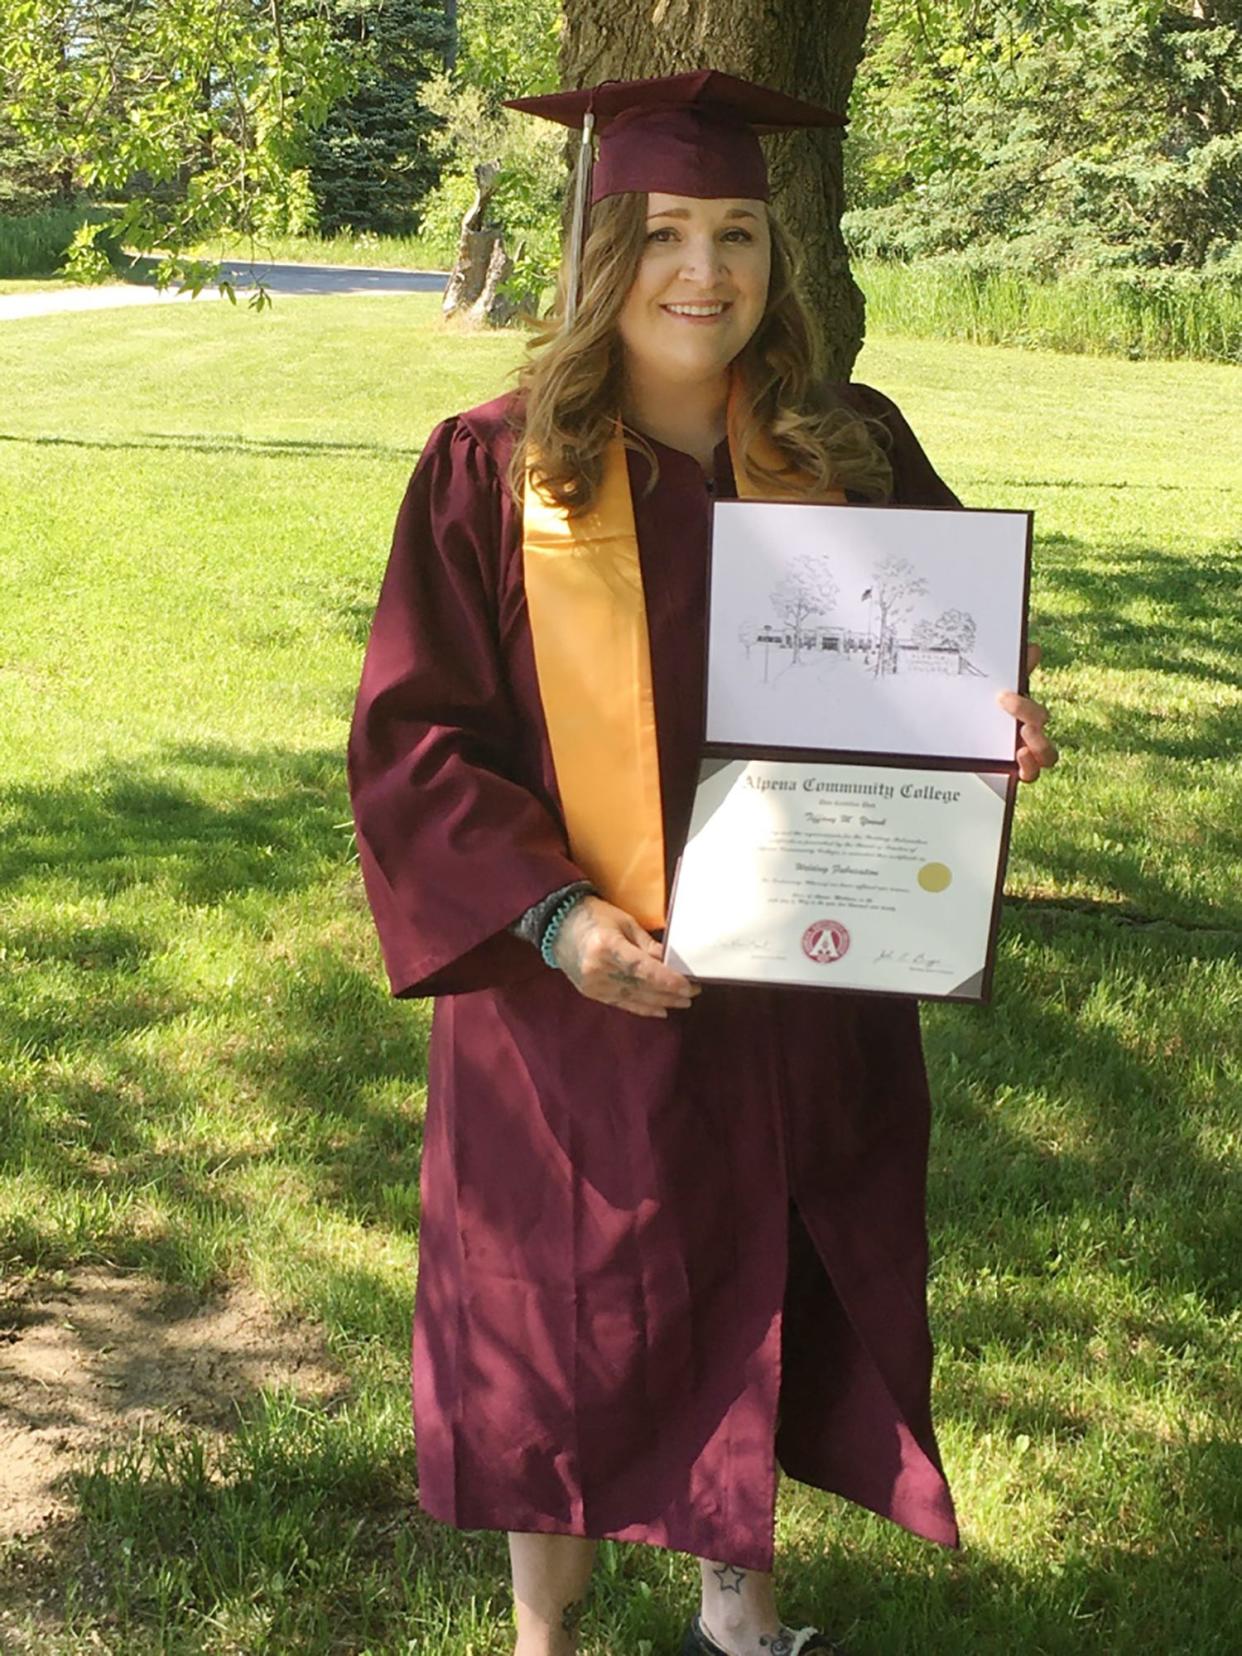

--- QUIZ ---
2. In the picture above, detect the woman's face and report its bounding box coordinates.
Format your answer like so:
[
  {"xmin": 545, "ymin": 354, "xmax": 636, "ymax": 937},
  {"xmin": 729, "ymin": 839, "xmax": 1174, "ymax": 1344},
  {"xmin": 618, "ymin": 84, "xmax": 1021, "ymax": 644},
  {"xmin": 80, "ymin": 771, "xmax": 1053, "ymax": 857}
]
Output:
[{"xmin": 616, "ymin": 193, "xmax": 771, "ymax": 388}]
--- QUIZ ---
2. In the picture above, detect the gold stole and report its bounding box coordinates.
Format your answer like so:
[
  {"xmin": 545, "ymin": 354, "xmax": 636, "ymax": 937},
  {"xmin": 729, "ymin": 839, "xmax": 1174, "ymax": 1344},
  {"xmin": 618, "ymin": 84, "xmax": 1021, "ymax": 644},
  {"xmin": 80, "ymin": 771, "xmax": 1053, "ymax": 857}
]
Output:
[{"xmin": 523, "ymin": 380, "xmax": 845, "ymax": 930}]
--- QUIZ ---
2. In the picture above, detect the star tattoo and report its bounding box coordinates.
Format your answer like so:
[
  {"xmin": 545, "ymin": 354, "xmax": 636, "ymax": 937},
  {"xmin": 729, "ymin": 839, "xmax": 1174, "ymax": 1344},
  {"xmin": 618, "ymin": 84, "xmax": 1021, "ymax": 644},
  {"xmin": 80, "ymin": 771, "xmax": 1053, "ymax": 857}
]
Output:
[{"xmin": 712, "ymin": 1563, "xmax": 747, "ymax": 1594}]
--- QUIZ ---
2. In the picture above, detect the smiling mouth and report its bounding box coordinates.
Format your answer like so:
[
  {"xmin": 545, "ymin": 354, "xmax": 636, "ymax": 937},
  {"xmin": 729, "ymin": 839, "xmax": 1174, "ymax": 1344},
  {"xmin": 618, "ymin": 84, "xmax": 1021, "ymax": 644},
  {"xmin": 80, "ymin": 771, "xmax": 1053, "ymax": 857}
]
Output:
[{"xmin": 662, "ymin": 302, "xmax": 732, "ymax": 319}]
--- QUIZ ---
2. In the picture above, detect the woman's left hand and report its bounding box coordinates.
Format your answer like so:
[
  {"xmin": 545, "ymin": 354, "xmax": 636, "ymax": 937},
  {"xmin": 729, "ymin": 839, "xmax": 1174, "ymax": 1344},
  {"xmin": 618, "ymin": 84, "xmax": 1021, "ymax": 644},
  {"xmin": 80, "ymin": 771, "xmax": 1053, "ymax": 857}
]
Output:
[{"xmin": 997, "ymin": 642, "xmax": 1059, "ymax": 784}]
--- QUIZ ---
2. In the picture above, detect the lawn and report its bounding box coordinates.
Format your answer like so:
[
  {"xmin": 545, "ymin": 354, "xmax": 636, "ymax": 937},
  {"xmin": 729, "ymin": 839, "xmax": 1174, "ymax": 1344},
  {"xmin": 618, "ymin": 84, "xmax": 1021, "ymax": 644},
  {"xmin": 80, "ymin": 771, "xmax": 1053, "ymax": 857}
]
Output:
[{"xmin": 0, "ymin": 295, "xmax": 1238, "ymax": 1654}]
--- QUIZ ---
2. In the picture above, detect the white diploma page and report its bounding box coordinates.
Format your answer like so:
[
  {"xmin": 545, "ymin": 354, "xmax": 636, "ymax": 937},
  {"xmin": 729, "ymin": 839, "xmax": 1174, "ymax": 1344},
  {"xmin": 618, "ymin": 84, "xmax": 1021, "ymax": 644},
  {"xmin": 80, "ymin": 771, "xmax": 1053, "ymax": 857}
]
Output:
[
  {"xmin": 664, "ymin": 759, "xmax": 1013, "ymax": 999},
  {"xmin": 706, "ymin": 502, "xmax": 1030, "ymax": 766}
]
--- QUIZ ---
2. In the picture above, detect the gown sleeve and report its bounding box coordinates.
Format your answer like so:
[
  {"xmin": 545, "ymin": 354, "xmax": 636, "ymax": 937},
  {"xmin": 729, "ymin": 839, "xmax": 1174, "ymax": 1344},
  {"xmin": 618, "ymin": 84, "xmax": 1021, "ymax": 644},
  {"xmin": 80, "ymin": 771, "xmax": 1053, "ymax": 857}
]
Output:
[
  {"xmin": 347, "ymin": 416, "xmax": 586, "ymax": 998},
  {"xmin": 839, "ymin": 381, "xmax": 964, "ymax": 509}
]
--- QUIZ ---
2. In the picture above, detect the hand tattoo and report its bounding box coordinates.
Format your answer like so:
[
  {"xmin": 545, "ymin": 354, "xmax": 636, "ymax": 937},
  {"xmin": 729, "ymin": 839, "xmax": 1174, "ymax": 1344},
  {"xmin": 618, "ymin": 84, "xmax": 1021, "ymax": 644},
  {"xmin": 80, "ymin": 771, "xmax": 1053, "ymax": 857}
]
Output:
[{"xmin": 606, "ymin": 966, "xmax": 639, "ymax": 996}]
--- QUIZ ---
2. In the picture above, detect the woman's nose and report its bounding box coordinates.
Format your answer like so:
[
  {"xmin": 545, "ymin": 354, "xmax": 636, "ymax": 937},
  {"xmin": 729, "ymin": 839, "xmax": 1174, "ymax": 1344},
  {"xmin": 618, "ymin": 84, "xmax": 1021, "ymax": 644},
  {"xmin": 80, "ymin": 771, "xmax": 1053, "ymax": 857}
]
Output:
[{"xmin": 677, "ymin": 237, "xmax": 726, "ymax": 284}]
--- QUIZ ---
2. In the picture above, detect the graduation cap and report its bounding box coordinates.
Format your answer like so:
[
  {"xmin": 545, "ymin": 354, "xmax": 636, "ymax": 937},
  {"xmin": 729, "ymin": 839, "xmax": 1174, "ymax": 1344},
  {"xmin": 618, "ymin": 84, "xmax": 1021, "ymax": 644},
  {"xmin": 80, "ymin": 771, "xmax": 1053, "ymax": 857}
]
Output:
[{"xmin": 505, "ymin": 70, "xmax": 845, "ymax": 324}]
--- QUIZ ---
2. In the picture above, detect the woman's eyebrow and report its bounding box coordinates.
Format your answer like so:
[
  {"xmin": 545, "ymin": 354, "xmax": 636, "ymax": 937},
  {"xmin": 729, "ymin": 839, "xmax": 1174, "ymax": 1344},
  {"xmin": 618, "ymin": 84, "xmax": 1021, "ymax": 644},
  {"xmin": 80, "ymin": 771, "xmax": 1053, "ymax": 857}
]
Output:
[{"xmin": 647, "ymin": 207, "xmax": 759, "ymax": 221}]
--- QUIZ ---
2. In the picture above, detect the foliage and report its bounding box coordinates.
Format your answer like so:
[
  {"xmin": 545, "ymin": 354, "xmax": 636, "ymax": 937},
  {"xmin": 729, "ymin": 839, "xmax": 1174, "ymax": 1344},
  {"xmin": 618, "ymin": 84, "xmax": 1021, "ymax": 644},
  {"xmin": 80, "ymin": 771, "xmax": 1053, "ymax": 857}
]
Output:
[
  {"xmin": 0, "ymin": 112, "xmax": 66, "ymax": 212},
  {"xmin": 845, "ymin": 0, "xmax": 1242, "ymax": 275},
  {"xmin": 452, "ymin": 0, "xmax": 560, "ymax": 97},
  {"xmin": 416, "ymin": 75, "xmax": 564, "ymax": 302},
  {"xmin": 416, "ymin": 0, "xmax": 564, "ymax": 313},
  {"xmin": 770, "ymin": 554, "xmax": 840, "ymax": 662},
  {"xmin": 297, "ymin": 0, "xmax": 450, "ymax": 236},
  {"xmin": 0, "ymin": 0, "xmax": 356, "ymax": 296}
]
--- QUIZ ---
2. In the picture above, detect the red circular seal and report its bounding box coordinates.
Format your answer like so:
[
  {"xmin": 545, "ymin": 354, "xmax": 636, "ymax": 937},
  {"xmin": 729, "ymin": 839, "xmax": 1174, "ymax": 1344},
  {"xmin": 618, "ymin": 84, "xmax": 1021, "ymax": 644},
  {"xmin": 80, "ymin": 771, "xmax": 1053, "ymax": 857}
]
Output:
[{"xmin": 801, "ymin": 919, "xmax": 850, "ymax": 964}]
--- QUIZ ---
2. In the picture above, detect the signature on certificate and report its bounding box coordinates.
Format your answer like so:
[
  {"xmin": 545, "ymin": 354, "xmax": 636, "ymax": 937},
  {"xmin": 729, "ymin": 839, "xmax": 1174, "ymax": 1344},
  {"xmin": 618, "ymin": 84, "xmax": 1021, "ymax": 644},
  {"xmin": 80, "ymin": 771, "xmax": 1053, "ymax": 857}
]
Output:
[
  {"xmin": 873, "ymin": 948, "xmax": 952, "ymax": 974},
  {"xmin": 716, "ymin": 935, "xmax": 783, "ymax": 956}
]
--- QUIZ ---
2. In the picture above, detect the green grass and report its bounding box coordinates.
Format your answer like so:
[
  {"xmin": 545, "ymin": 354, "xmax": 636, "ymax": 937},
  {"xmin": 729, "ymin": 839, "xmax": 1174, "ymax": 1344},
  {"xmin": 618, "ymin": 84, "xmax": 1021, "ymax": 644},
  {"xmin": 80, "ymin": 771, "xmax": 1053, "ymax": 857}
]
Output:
[
  {"xmin": 856, "ymin": 259, "xmax": 1242, "ymax": 364},
  {"xmin": 0, "ymin": 276, "xmax": 80, "ymax": 295},
  {"xmin": 0, "ymin": 299, "xmax": 1239, "ymax": 1653}
]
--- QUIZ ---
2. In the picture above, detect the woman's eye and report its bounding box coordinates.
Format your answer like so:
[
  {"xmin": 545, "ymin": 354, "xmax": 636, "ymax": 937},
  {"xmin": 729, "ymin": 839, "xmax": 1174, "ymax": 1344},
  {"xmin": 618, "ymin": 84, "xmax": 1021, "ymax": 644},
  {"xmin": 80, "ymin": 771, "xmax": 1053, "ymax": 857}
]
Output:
[{"xmin": 644, "ymin": 224, "xmax": 755, "ymax": 245}]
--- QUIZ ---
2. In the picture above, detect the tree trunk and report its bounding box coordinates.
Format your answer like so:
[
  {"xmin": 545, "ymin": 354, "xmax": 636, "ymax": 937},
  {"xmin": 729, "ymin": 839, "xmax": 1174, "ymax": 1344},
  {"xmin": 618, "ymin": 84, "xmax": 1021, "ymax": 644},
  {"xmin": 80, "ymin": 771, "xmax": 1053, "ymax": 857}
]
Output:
[
  {"xmin": 468, "ymin": 232, "xmax": 518, "ymax": 326},
  {"xmin": 443, "ymin": 162, "xmax": 511, "ymax": 325},
  {"xmin": 443, "ymin": 0, "xmax": 458, "ymax": 69},
  {"xmin": 559, "ymin": 0, "xmax": 873, "ymax": 378}
]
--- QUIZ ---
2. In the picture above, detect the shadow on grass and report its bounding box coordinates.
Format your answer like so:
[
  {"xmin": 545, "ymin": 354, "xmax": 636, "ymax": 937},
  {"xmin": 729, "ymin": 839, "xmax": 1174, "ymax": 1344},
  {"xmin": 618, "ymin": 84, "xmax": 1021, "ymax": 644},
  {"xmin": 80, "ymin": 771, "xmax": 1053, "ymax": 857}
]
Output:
[
  {"xmin": 0, "ymin": 430, "xmax": 421, "ymax": 461},
  {"xmin": 926, "ymin": 909, "xmax": 1239, "ymax": 1304},
  {"xmin": 775, "ymin": 1490, "xmax": 1241, "ymax": 1656},
  {"xmin": 1011, "ymin": 813, "xmax": 1242, "ymax": 931},
  {"xmin": 0, "ymin": 741, "xmax": 428, "ymax": 1299},
  {"xmin": 0, "ymin": 743, "xmax": 1238, "ymax": 1651},
  {"xmin": 1008, "ymin": 894, "xmax": 1241, "ymax": 938},
  {"xmin": 1, "ymin": 741, "xmax": 349, "ymax": 900},
  {"xmin": 1032, "ymin": 536, "xmax": 1242, "ymax": 691}
]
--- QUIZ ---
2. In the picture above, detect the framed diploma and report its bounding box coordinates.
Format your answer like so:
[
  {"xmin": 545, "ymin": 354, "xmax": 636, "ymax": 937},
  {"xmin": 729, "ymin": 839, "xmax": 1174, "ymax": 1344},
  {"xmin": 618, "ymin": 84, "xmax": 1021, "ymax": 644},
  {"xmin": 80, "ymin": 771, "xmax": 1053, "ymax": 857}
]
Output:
[
  {"xmin": 662, "ymin": 501, "xmax": 1033, "ymax": 1002},
  {"xmin": 663, "ymin": 758, "xmax": 1015, "ymax": 1000}
]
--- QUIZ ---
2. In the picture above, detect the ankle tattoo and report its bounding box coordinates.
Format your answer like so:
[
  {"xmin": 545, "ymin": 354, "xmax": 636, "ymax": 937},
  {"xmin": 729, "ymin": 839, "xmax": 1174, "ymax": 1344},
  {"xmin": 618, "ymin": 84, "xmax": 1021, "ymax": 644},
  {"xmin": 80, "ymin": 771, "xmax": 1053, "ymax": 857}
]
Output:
[
  {"xmin": 560, "ymin": 1596, "xmax": 584, "ymax": 1635},
  {"xmin": 711, "ymin": 1563, "xmax": 747, "ymax": 1594}
]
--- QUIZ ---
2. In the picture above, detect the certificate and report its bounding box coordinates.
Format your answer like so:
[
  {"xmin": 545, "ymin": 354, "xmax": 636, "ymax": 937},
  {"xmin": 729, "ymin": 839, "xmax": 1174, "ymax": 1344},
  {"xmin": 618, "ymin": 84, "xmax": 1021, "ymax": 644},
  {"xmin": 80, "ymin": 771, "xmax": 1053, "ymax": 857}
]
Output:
[
  {"xmin": 663, "ymin": 759, "xmax": 1015, "ymax": 1001},
  {"xmin": 665, "ymin": 498, "xmax": 1030, "ymax": 999}
]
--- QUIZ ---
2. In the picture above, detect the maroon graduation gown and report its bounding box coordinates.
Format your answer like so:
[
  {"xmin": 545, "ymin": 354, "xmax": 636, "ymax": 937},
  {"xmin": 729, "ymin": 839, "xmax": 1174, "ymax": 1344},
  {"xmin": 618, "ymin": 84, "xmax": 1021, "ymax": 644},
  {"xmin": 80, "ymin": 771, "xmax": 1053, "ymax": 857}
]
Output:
[{"xmin": 347, "ymin": 383, "xmax": 962, "ymax": 1570}]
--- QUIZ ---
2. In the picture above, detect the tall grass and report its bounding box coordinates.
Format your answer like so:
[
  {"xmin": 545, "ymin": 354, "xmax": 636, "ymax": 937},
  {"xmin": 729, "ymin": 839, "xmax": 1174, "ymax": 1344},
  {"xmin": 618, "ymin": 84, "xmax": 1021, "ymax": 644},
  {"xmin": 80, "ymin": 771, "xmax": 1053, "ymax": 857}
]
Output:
[
  {"xmin": 0, "ymin": 206, "xmax": 98, "ymax": 278},
  {"xmin": 856, "ymin": 259, "xmax": 1241, "ymax": 364}
]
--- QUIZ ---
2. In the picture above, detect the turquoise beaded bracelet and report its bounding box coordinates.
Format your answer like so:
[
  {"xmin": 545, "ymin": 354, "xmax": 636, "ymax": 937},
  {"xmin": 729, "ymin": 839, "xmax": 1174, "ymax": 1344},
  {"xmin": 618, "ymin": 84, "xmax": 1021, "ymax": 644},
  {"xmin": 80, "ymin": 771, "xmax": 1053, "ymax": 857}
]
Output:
[{"xmin": 540, "ymin": 888, "xmax": 591, "ymax": 969}]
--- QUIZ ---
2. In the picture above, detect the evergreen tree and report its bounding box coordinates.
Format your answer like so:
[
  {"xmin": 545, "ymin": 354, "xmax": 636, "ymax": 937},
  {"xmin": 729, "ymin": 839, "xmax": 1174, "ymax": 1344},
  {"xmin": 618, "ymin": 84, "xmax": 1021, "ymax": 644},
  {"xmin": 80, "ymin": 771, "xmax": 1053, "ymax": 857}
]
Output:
[
  {"xmin": 845, "ymin": 1, "xmax": 1241, "ymax": 273},
  {"xmin": 302, "ymin": 0, "xmax": 451, "ymax": 234}
]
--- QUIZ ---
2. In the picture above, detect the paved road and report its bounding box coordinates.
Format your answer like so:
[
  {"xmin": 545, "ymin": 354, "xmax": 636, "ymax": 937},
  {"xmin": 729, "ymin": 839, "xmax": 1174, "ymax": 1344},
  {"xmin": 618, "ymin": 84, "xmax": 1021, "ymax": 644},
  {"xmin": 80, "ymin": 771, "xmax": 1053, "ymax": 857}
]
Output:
[{"xmin": 0, "ymin": 260, "xmax": 448, "ymax": 322}]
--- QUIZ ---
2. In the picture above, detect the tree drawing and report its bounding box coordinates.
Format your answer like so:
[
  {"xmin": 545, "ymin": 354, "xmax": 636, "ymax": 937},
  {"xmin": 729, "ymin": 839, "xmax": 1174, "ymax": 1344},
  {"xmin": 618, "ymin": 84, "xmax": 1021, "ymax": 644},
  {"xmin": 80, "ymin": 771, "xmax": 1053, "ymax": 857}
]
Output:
[
  {"xmin": 870, "ymin": 555, "xmax": 928, "ymax": 676},
  {"xmin": 914, "ymin": 608, "xmax": 978, "ymax": 656},
  {"xmin": 769, "ymin": 555, "xmax": 839, "ymax": 664}
]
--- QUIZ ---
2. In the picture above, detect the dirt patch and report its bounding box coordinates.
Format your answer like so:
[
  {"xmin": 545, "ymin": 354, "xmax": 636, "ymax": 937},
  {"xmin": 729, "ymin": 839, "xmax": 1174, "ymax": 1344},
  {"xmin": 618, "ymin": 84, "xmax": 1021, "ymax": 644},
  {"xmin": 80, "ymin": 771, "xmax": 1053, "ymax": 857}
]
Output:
[{"xmin": 0, "ymin": 1267, "xmax": 350, "ymax": 1542}]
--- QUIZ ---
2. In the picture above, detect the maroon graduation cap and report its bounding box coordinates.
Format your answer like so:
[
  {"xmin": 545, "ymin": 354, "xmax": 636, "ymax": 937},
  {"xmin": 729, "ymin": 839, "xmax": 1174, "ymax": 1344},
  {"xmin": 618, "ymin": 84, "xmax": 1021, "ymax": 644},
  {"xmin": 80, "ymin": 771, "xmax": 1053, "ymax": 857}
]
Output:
[{"xmin": 505, "ymin": 70, "xmax": 845, "ymax": 321}]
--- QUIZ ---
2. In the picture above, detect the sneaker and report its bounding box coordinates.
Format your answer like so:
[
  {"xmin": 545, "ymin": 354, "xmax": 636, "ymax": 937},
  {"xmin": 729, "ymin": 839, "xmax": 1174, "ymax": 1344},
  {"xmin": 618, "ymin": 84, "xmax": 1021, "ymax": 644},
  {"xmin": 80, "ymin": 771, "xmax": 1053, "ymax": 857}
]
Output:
[{"xmin": 680, "ymin": 1611, "xmax": 847, "ymax": 1655}]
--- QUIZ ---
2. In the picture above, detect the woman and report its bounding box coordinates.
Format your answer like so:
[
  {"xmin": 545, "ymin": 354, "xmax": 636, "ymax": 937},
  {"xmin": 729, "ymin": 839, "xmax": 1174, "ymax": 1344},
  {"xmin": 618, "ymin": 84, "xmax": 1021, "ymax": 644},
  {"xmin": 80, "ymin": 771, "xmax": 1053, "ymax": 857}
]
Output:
[{"xmin": 348, "ymin": 71, "xmax": 1057, "ymax": 1656}]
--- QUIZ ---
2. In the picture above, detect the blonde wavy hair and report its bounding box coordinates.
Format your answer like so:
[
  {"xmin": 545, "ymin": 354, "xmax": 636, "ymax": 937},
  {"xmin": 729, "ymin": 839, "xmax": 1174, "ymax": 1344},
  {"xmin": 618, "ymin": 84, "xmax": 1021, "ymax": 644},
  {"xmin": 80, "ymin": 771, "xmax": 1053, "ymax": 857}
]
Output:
[{"xmin": 507, "ymin": 190, "xmax": 893, "ymax": 514}]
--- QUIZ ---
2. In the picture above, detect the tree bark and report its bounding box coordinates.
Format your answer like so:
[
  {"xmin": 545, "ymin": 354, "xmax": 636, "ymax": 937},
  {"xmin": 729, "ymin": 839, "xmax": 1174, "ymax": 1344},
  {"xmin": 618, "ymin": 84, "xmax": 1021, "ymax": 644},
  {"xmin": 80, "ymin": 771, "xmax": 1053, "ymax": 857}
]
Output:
[
  {"xmin": 468, "ymin": 231, "xmax": 518, "ymax": 326},
  {"xmin": 443, "ymin": 0, "xmax": 458, "ymax": 69},
  {"xmin": 442, "ymin": 162, "xmax": 517, "ymax": 325},
  {"xmin": 559, "ymin": 0, "xmax": 873, "ymax": 378}
]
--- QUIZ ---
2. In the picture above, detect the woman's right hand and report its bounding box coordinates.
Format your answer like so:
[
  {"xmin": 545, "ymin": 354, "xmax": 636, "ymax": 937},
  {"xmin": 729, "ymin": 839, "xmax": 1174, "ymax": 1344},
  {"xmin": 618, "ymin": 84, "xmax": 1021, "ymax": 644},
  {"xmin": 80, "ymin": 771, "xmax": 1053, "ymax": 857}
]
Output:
[{"xmin": 552, "ymin": 895, "xmax": 701, "ymax": 1018}]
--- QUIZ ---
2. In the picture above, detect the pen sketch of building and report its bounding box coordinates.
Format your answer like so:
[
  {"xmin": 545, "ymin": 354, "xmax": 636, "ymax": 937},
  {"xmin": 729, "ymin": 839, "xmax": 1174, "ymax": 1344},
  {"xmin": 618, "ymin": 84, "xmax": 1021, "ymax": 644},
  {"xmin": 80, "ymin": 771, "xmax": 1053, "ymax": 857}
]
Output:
[{"xmin": 737, "ymin": 553, "xmax": 982, "ymax": 681}]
